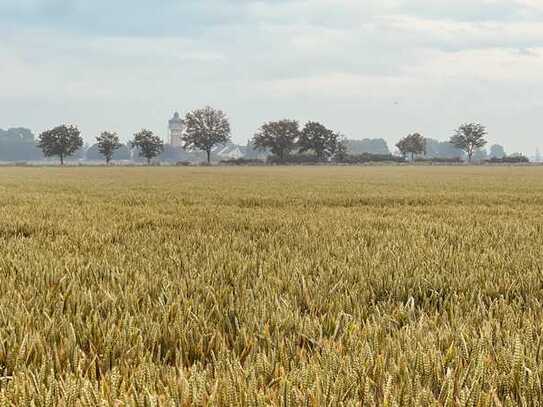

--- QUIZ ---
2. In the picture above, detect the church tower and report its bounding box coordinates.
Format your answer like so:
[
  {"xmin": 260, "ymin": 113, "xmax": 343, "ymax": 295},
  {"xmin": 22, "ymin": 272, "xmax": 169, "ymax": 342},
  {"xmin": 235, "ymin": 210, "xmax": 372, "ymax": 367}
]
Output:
[{"xmin": 168, "ymin": 112, "xmax": 184, "ymax": 146}]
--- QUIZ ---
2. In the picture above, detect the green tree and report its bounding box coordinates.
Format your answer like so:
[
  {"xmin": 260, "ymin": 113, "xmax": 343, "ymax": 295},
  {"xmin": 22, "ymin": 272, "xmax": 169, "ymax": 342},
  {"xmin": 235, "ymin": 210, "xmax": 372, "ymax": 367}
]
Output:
[
  {"xmin": 252, "ymin": 120, "xmax": 300, "ymax": 162},
  {"xmin": 396, "ymin": 133, "xmax": 425, "ymax": 161},
  {"xmin": 86, "ymin": 143, "xmax": 130, "ymax": 161},
  {"xmin": 298, "ymin": 121, "xmax": 339, "ymax": 160},
  {"xmin": 489, "ymin": 144, "xmax": 506, "ymax": 159},
  {"xmin": 0, "ymin": 127, "xmax": 42, "ymax": 161},
  {"xmin": 472, "ymin": 148, "xmax": 488, "ymax": 162},
  {"xmin": 182, "ymin": 106, "xmax": 231, "ymax": 164},
  {"xmin": 424, "ymin": 138, "xmax": 465, "ymax": 159},
  {"xmin": 450, "ymin": 123, "xmax": 488, "ymax": 162},
  {"xmin": 37, "ymin": 124, "xmax": 83, "ymax": 165},
  {"xmin": 344, "ymin": 138, "xmax": 390, "ymax": 155},
  {"xmin": 333, "ymin": 135, "xmax": 349, "ymax": 162},
  {"xmin": 96, "ymin": 131, "xmax": 122, "ymax": 165},
  {"xmin": 131, "ymin": 129, "xmax": 163, "ymax": 165}
]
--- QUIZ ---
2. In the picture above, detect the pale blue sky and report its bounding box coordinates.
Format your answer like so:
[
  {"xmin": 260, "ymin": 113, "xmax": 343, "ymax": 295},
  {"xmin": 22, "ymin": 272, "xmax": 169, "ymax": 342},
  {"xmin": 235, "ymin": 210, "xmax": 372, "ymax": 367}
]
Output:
[{"xmin": 1, "ymin": 0, "xmax": 543, "ymax": 153}]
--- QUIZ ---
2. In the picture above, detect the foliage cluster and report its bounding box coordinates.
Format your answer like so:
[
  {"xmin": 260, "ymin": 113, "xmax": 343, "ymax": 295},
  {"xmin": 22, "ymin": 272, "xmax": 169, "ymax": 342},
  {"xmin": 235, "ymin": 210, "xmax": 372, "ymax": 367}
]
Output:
[
  {"xmin": 96, "ymin": 132, "xmax": 123, "ymax": 165},
  {"xmin": 131, "ymin": 129, "xmax": 164, "ymax": 165},
  {"xmin": 220, "ymin": 158, "xmax": 266, "ymax": 166},
  {"xmin": 450, "ymin": 123, "xmax": 488, "ymax": 162},
  {"xmin": 337, "ymin": 153, "xmax": 405, "ymax": 164},
  {"xmin": 37, "ymin": 125, "xmax": 83, "ymax": 165},
  {"xmin": 487, "ymin": 155, "xmax": 530, "ymax": 163},
  {"xmin": 29, "ymin": 117, "xmax": 518, "ymax": 166},
  {"xmin": 345, "ymin": 138, "xmax": 390, "ymax": 155},
  {"xmin": 267, "ymin": 154, "xmax": 324, "ymax": 165},
  {"xmin": 252, "ymin": 120, "xmax": 343, "ymax": 162},
  {"xmin": 0, "ymin": 128, "xmax": 43, "ymax": 161},
  {"xmin": 415, "ymin": 157, "xmax": 464, "ymax": 163},
  {"xmin": 396, "ymin": 133, "xmax": 426, "ymax": 160},
  {"xmin": 182, "ymin": 107, "xmax": 231, "ymax": 164}
]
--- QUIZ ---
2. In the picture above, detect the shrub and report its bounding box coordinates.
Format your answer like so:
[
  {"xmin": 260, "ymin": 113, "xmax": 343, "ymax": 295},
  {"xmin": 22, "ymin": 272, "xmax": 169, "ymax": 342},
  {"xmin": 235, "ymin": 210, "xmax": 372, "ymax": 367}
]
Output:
[
  {"xmin": 337, "ymin": 153, "xmax": 405, "ymax": 163},
  {"xmin": 220, "ymin": 158, "xmax": 265, "ymax": 165},
  {"xmin": 414, "ymin": 157, "xmax": 464, "ymax": 163},
  {"xmin": 487, "ymin": 156, "xmax": 530, "ymax": 163},
  {"xmin": 267, "ymin": 154, "xmax": 323, "ymax": 165},
  {"xmin": 175, "ymin": 161, "xmax": 192, "ymax": 166}
]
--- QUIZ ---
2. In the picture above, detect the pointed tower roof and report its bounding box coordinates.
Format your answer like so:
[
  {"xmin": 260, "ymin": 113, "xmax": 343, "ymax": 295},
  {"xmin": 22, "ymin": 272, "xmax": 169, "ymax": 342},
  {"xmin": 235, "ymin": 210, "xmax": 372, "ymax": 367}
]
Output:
[{"xmin": 169, "ymin": 112, "xmax": 183, "ymax": 128}]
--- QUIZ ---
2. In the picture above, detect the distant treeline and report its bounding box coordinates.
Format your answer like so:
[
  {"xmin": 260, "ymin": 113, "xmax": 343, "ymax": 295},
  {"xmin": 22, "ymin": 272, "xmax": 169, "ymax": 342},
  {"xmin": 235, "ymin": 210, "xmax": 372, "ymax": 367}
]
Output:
[
  {"xmin": 0, "ymin": 128, "xmax": 43, "ymax": 161},
  {"xmin": 2, "ymin": 127, "xmax": 403, "ymax": 162},
  {"xmin": 0, "ymin": 124, "xmax": 526, "ymax": 164}
]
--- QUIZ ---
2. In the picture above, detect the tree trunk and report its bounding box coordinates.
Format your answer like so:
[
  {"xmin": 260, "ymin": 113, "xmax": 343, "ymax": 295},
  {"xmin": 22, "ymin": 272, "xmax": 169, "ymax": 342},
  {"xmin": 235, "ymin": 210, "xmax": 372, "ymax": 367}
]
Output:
[
  {"xmin": 207, "ymin": 149, "xmax": 211, "ymax": 164},
  {"xmin": 60, "ymin": 153, "xmax": 64, "ymax": 166},
  {"xmin": 147, "ymin": 157, "xmax": 151, "ymax": 165}
]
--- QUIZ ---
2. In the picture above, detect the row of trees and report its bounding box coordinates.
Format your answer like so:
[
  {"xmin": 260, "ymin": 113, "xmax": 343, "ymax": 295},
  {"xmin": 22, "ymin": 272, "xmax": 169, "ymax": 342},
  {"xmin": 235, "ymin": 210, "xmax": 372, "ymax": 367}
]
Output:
[
  {"xmin": 36, "ymin": 107, "xmax": 231, "ymax": 165},
  {"xmin": 250, "ymin": 121, "xmax": 500, "ymax": 163},
  {"xmin": 36, "ymin": 107, "xmax": 347, "ymax": 165},
  {"xmin": 252, "ymin": 120, "xmax": 344, "ymax": 161},
  {"xmin": 34, "ymin": 109, "xmax": 511, "ymax": 165},
  {"xmin": 396, "ymin": 123, "xmax": 490, "ymax": 162}
]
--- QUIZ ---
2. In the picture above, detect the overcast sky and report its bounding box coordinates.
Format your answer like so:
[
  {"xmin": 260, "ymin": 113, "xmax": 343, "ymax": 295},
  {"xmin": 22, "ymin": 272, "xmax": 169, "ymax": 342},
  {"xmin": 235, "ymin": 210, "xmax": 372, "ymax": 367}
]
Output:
[{"xmin": 1, "ymin": 0, "xmax": 543, "ymax": 153}]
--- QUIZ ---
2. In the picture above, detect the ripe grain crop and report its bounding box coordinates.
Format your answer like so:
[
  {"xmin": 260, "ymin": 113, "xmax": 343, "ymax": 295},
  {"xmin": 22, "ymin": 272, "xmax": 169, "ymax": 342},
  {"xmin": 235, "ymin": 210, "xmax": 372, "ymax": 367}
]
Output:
[{"xmin": 1, "ymin": 166, "xmax": 543, "ymax": 406}]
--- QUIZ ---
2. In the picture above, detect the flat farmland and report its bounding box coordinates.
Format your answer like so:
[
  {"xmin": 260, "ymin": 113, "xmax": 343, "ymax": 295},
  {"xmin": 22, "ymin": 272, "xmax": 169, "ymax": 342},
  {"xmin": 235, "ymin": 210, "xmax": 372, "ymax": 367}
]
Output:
[{"xmin": 1, "ymin": 166, "xmax": 543, "ymax": 406}]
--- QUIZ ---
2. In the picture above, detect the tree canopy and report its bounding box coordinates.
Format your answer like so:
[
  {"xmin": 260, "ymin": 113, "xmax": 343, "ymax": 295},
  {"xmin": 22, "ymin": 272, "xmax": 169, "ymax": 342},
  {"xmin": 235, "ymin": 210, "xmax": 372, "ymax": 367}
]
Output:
[
  {"xmin": 96, "ymin": 131, "xmax": 122, "ymax": 164},
  {"xmin": 86, "ymin": 143, "xmax": 130, "ymax": 161},
  {"xmin": 424, "ymin": 139, "xmax": 465, "ymax": 159},
  {"xmin": 472, "ymin": 148, "xmax": 488, "ymax": 162},
  {"xmin": 298, "ymin": 122, "xmax": 339, "ymax": 160},
  {"xmin": 333, "ymin": 135, "xmax": 349, "ymax": 162},
  {"xmin": 489, "ymin": 144, "xmax": 506, "ymax": 159},
  {"xmin": 450, "ymin": 123, "xmax": 488, "ymax": 162},
  {"xmin": 37, "ymin": 125, "xmax": 83, "ymax": 165},
  {"xmin": 252, "ymin": 120, "xmax": 300, "ymax": 161},
  {"xmin": 0, "ymin": 128, "xmax": 42, "ymax": 161},
  {"xmin": 0, "ymin": 127, "xmax": 35, "ymax": 143},
  {"xmin": 396, "ymin": 133, "xmax": 425, "ymax": 160},
  {"xmin": 345, "ymin": 138, "xmax": 390, "ymax": 155},
  {"xmin": 131, "ymin": 129, "xmax": 163, "ymax": 165},
  {"xmin": 182, "ymin": 106, "xmax": 231, "ymax": 163}
]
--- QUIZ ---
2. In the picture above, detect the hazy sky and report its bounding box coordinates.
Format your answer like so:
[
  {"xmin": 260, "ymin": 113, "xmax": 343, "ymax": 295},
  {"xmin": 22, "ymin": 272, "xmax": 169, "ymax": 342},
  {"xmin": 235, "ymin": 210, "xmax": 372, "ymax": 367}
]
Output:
[{"xmin": 1, "ymin": 0, "xmax": 543, "ymax": 153}]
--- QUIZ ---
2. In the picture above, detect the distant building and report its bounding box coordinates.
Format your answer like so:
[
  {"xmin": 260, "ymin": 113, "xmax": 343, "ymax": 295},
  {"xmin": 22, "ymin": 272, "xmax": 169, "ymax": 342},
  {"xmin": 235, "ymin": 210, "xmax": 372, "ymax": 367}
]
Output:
[
  {"xmin": 168, "ymin": 112, "xmax": 184, "ymax": 147},
  {"xmin": 214, "ymin": 144, "xmax": 245, "ymax": 160}
]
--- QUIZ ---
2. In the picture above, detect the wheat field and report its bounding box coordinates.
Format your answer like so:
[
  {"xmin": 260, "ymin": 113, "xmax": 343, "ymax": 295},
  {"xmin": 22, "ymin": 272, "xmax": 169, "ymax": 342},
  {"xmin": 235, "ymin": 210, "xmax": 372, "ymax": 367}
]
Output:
[{"xmin": 0, "ymin": 166, "xmax": 543, "ymax": 406}]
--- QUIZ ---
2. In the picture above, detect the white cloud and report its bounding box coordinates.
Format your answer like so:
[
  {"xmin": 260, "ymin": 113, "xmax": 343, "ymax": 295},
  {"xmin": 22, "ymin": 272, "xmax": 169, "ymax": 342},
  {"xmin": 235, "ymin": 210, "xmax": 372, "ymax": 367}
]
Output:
[{"xmin": 1, "ymin": 0, "xmax": 543, "ymax": 153}]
